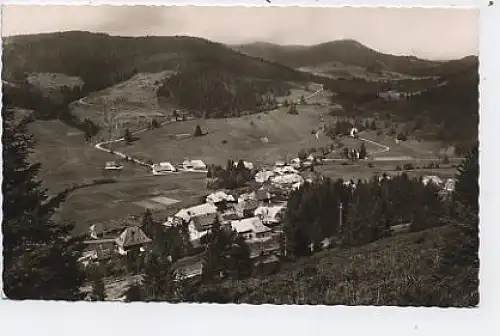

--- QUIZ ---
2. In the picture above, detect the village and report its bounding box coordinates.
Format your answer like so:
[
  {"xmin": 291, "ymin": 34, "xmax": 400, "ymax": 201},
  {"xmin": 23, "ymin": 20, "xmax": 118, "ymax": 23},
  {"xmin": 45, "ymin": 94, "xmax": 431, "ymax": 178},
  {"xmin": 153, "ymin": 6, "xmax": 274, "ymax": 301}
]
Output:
[{"xmin": 79, "ymin": 127, "xmax": 458, "ymax": 300}]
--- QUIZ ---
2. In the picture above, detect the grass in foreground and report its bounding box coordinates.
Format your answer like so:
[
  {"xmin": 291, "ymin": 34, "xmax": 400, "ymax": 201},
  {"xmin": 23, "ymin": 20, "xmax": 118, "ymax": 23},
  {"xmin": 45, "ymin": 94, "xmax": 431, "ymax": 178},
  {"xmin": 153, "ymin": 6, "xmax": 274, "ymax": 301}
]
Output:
[{"xmin": 191, "ymin": 225, "xmax": 478, "ymax": 306}]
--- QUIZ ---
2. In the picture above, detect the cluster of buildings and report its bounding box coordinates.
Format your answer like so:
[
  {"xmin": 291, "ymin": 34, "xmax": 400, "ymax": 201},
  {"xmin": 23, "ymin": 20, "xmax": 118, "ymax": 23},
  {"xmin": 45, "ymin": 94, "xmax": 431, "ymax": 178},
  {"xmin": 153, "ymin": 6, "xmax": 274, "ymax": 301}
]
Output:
[{"xmin": 152, "ymin": 159, "xmax": 207, "ymax": 175}]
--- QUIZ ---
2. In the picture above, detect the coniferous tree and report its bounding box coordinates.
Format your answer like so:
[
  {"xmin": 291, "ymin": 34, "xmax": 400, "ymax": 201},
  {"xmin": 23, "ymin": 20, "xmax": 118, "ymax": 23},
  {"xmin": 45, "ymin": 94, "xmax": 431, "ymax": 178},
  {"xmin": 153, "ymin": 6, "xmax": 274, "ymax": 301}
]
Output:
[
  {"xmin": 2, "ymin": 107, "xmax": 85, "ymax": 300},
  {"xmin": 359, "ymin": 143, "xmax": 367, "ymax": 160},
  {"xmin": 89, "ymin": 266, "xmax": 106, "ymax": 301},
  {"xmin": 124, "ymin": 128, "xmax": 133, "ymax": 144},
  {"xmin": 194, "ymin": 124, "xmax": 203, "ymax": 137},
  {"xmin": 453, "ymin": 144, "xmax": 479, "ymax": 214}
]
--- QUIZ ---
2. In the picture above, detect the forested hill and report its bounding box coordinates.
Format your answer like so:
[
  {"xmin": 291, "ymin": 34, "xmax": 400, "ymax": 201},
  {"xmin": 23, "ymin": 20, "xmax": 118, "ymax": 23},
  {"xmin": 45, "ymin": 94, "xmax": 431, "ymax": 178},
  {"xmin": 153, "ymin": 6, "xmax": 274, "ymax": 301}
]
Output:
[
  {"xmin": 233, "ymin": 40, "xmax": 475, "ymax": 77},
  {"xmin": 3, "ymin": 31, "xmax": 312, "ymax": 94}
]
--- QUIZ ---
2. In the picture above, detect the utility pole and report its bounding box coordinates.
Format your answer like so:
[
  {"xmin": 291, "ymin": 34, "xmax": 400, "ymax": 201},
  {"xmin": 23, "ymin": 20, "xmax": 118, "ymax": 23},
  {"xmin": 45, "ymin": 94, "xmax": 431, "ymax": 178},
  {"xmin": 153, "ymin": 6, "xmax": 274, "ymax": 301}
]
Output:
[{"xmin": 338, "ymin": 202, "xmax": 343, "ymax": 234}]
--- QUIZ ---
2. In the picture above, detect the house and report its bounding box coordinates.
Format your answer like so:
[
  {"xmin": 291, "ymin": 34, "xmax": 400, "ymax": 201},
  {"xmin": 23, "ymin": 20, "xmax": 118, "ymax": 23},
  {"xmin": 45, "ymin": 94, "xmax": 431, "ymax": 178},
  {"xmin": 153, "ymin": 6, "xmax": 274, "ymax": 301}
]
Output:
[
  {"xmin": 271, "ymin": 173, "xmax": 304, "ymax": 187},
  {"xmin": 206, "ymin": 191, "xmax": 236, "ymax": 206},
  {"xmin": 255, "ymin": 170, "xmax": 275, "ymax": 183},
  {"xmin": 187, "ymin": 223, "xmax": 210, "ymax": 248},
  {"xmin": 174, "ymin": 203, "xmax": 218, "ymax": 223},
  {"xmin": 79, "ymin": 239, "xmax": 115, "ymax": 266},
  {"xmin": 115, "ymin": 226, "xmax": 152, "ymax": 255},
  {"xmin": 218, "ymin": 210, "xmax": 240, "ymax": 230},
  {"xmin": 182, "ymin": 159, "xmax": 207, "ymax": 171},
  {"xmin": 152, "ymin": 162, "xmax": 176, "ymax": 174},
  {"xmin": 104, "ymin": 161, "xmax": 123, "ymax": 171},
  {"xmin": 231, "ymin": 217, "xmax": 272, "ymax": 240},
  {"xmin": 190, "ymin": 212, "xmax": 218, "ymax": 232},
  {"xmin": 233, "ymin": 160, "xmax": 254, "ymax": 170},
  {"xmin": 275, "ymin": 160, "xmax": 286, "ymax": 167},
  {"xmin": 273, "ymin": 165, "xmax": 298, "ymax": 175},
  {"xmin": 254, "ymin": 205, "xmax": 287, "ymax": 226},
  {"xmin": 444, "ymin": 178, "xmax": 457, "ymax": 192},
  {"xmin": 422, "ymin": 175, "xmax": 443, "ymax": 187},
  {"xmin": 236, "ymin": 199, "xmax": 260, "ymax": 218}
]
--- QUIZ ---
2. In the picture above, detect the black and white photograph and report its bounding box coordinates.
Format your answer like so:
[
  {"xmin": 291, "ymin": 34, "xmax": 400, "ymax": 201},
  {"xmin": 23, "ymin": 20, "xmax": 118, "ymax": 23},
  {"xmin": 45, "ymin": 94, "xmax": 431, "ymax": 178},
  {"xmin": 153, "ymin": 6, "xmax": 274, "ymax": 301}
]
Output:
[{"xmin": 2, "ymin": 5, "xmax": 479, "ymax": 306}]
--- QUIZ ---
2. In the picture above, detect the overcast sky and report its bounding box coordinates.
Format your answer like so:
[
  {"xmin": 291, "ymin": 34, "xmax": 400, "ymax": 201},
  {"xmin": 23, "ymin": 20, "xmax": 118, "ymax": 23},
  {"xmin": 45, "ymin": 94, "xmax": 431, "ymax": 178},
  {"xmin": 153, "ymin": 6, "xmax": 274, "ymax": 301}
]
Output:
[{"xmin": 2, "ymin": 5, "xmax": 478, "ymax": 60}]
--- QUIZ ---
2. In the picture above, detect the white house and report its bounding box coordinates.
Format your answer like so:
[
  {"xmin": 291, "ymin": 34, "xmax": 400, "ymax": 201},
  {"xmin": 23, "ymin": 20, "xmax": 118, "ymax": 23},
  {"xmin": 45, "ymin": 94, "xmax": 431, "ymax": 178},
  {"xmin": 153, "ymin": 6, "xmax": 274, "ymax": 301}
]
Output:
[
  {"xmin": 174, "ymin": 203, "xmax": 217, "ymax": 223},
  {"xmin": 271, "ymin": 173, "xmax": 304, "ymax": 186},
  {"xmin": 152, "ymin": 162, "xmax": 176, "ymax": 175},
  {"xmin": 206, "ymin": 191, "xmax": 236, "ymax": 205},
  {"xmin": 422, "ymin": 175, "xmax": 443, "ymax": 187},
  {"xmin": 104, "ymin": 161, "xmax": 123, "ymax": 171},
  {"xmin": 182, "ymin": 159, "xmax": 207, "ymax": 171},
  {"xmin": 231, "ymin": 217, "xmax": 272, "ymax": 241},
  {"xmin": 255, "ymin": 170, "xmax": 275, "ymax": 183}
]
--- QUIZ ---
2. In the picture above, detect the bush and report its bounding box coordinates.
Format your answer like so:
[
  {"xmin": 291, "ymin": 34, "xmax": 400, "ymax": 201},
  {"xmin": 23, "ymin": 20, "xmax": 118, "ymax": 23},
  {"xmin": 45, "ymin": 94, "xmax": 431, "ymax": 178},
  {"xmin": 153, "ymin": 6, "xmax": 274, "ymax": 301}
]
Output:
[{"xmin": 221, "ymin": 139, "xmax": 228, "ymax": 144}]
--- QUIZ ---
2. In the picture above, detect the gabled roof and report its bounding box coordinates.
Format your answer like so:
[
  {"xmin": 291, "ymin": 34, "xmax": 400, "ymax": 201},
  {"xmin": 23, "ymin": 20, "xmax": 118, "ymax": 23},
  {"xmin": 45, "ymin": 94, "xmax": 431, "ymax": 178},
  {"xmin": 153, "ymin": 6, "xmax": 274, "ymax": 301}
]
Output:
[
  {"xmin": 115, "ymin": 226, "xmax": 152, "ymax": 249},
  {"xmin": 231, "ymin": 217, "xmax": 270, "ymax": 235},
  {"xmin": 182, "ymin": 159, "xmax": 206, "ymax": 169},
  {"xmin": 206, "ymin": 191, "xmax": 236, "ymax": 204},
  {"xmin": 191, "ymin": 212, "xmax": 217, "ymax": 231},
  {"xmin": 237, "ymin": 199, "xmax": 260, "ymax": 211},
  {"xmin": 175, "ymin": 203, "xmax": 217, "ymax": 222}
]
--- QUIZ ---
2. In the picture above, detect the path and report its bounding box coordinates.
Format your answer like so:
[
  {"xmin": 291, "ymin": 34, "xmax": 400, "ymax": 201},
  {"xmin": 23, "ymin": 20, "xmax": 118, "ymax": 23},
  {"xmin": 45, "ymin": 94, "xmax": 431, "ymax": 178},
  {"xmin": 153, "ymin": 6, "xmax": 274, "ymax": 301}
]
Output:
[{"xmin": 91, "ymin": 83, "xmax": 325, "ymax": 173}]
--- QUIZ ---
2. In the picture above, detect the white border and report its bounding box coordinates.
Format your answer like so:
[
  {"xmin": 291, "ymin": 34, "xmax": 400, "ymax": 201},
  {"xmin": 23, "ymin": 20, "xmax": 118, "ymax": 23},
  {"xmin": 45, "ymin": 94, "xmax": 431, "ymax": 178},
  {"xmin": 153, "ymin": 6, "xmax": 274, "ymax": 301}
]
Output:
[{"xmin": 1, "ymin": 1, "xmax": 498, "ymax": 335}]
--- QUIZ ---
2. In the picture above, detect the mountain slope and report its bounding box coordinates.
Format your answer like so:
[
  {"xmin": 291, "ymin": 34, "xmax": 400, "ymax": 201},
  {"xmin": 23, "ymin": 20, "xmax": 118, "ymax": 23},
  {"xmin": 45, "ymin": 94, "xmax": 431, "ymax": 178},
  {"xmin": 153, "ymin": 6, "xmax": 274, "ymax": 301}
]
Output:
[
  {"xmin": 3, "ymin": 31, "xmax": 313, "ymax": 94},
  {"xmin": 234, "ymin": 40, "xmax": 443, "ymax": 75}
]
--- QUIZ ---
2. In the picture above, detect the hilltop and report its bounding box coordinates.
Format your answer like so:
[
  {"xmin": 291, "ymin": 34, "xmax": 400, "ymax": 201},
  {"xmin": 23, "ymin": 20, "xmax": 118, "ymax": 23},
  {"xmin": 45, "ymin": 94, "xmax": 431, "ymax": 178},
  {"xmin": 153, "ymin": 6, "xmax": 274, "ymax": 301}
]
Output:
[
  {"xmin": 234, "ymin": 40, "xmax": 477, "ymax": 78},
  {"xmin": 3, "ymin": 31, "xmax": 313, "ymax": 95}
]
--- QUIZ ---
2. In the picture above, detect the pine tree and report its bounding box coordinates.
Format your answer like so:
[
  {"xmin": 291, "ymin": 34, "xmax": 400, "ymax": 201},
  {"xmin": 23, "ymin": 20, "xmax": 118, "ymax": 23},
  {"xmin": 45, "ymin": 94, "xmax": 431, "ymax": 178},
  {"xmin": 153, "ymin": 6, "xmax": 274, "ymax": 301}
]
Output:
[
  {"xmin": 143, "ymin": 251, "xmax": 175, "ymax": 301},
  {"xmin": 2, "ymin": 107, "xmax": 85, "ymax": 300},
  {"xmin": 194, "ymin": 124, "xmax": 203, "ymax": 137},
  {"xmin": 125, "ymin": 283, "xmax": 144, "ymax": 302},
  {"xmin": 124, "ymin": 128, "xmax": 133, "ymax": 144},
  {"xmin": 89, "ymin": 266, "xmax": 106, "ymax": 301},
  {"xmin": 359, "ymin": 143, "xmax": 367, "ymax": 160},
  {"xmin": 454, "ymin": 144, "xmax": 479, "ymax": 214}
]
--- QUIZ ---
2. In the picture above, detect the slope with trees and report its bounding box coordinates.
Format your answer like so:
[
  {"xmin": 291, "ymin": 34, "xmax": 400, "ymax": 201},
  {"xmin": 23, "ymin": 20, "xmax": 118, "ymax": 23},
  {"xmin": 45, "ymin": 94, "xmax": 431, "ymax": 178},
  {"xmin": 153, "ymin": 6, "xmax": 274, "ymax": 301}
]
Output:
[{"xmin": 2, "ymin": 105, "xmax": 85, "ymax": 300}]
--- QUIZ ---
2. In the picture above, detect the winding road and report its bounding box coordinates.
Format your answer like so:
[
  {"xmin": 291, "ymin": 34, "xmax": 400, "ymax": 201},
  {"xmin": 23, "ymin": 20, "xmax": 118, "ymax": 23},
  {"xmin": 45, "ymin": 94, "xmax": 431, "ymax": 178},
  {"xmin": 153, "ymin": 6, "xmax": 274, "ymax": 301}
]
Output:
[{"xmin": 91, "ymin": 83, "xmax": 326, "ymax": 172}]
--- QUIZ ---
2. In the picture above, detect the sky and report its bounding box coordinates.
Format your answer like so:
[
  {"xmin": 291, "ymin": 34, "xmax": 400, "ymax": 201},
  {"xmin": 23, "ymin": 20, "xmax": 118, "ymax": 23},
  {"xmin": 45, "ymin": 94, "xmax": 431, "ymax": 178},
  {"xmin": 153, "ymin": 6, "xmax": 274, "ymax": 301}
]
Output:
[{"xmin": 1, "ymin": 5, "xmax": 479, "ymax": 60}]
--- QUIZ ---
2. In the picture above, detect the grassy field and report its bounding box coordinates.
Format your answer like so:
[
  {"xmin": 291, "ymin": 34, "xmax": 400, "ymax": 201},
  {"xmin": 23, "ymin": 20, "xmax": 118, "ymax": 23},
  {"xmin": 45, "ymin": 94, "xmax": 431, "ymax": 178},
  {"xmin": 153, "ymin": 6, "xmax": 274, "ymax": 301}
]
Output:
[
  {"xmin": 116, "ymin": 104, "xmax": 335, "ymax": 167},
  {"xmin": 28, "ymin": 119, "xmax": 208, "ymax": 235},
  {"xmin": 27, "ymin": 72, "xmax": 83, "ymax": 92},
  {"xmin": 193, "ymin": 225, "xmax": 477, "ymax": 306}
]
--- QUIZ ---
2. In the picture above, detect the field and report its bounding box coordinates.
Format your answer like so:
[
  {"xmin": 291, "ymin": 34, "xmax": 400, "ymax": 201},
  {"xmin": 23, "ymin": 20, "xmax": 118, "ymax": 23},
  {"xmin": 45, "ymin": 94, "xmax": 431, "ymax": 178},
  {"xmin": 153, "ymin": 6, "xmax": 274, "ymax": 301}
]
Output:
[
  {"xmin": 116, "ymin": 104, "xmax": 335, "ymax": 167},
  {"xmin": 70, "ymin": 71, "xmax": 176, "ymax": 139},
  {"xmin": 27, "ymin": 72, "xmax": 83, "ymax": 92},
  {"xmin": 28, "ymin": 119, "xmax": 207, "ymax": 236},
  {"xmin": 194, "ymin": 225, "xmax": 477, "ymax": 306}
]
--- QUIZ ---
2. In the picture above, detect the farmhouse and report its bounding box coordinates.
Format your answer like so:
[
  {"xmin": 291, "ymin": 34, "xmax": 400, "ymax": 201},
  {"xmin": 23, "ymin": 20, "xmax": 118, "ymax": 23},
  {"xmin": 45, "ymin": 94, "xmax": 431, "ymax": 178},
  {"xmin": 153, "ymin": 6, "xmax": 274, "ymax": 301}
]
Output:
[
  {"xmin": 255, "ymin": 170, "xmax": 275, "ymax": 183},
  {"xmin": 236, "ymin": 199, "xmax": 261, "ymax": 218},
  {"xmin": 231, "ymin": 217, "xmax": 272, "ymax": 241},
  {"xmin": 115, "ymin": 226, "xmax": 152, "ymax": 255},
  {"xmin": 190, "ymin": 212, "xmax": 218, "ymax": 232},
  {"xmin": 206, "ymin": 191, "xmax": 236, "ymax": 205},
  {"xmin": 182, "ymin": 159, "xmax": 207, "ymax": 171},
  {"xmin": 174, "ymin": 203, "xmax": 218, "ymax": 223},
  {"xmin": 152, "ymin": 162, "xmax": 176, "ymax": 174}
]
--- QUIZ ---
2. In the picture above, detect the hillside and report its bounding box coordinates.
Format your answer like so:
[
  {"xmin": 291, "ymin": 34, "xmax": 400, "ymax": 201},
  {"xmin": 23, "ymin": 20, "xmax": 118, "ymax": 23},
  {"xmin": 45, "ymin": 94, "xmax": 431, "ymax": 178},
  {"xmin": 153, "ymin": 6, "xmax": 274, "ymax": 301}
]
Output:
[
  {"xmin": 190, "ymin": 225, "xmax": 478, "ymax": 306},
  {"xmin": 3, "ymin": 31, "xmax": 312, "ymax": 95},
  {"xmin": 233, "ymin": 39, "xmax": 442, "ymax": 75}
]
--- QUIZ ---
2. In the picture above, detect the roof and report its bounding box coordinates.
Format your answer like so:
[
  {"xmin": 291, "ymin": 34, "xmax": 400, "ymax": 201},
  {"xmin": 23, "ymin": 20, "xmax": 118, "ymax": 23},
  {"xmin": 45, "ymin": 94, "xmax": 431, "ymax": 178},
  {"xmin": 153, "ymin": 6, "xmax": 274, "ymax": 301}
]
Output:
[
  {"xmin": 191, "ymin": 212, "xmax": 217, "ymax": 231},
  {"xmin": 115, "ymin": 226, "xmax": 152, "ymax": 249},
  {"xmin": 422, "ymin": 175, "xmax": 443, "ymax": 186},
  {"xmin": 206, "ymin": 191, "xmax": 236, "ymax": 204},
  {"xmin": 175, "ymin": 203, "xmax": 217, "ymax": 222},
  {"xmin": 271, "ymin": 174, "xmax": 303, "ymax": 185},
  {"xmin": 237, "ymin": 199, "xmax": 260, "ymax": 211},
  {"xmin": 275, "ymin": 160, "xmax": 286, "ymax": 167},
  {"xmin": 255, "ymin": 170, "xmax": 275, "ymax": 183},
  {"xmin": 231, "ymin": 217, "xmax": 270, "ymax": 235},
  {"xmin": 183, "ymin": 159, "xmax": 206, "ymax": 169},
  {"xmin": 219, "ymin": 211, "xmax": 240, "ymax": 222},
  {"xmin": 274, "ymin": 166, "xmax": 298, "ymax": 175},
  {"xmin": 152, "ymin": 162, "xmax": 176, "ymax": 172}
]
